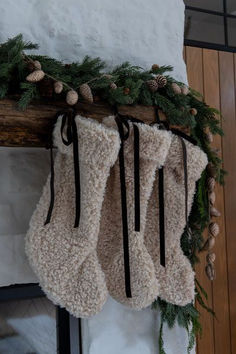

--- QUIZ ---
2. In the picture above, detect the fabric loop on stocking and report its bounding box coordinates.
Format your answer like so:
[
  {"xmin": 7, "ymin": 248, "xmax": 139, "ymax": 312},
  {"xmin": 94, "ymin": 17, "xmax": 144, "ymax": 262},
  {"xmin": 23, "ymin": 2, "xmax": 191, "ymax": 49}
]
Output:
[{"xmin": 114, "ymin": 114, "xmax": 143, "ymax": 298}]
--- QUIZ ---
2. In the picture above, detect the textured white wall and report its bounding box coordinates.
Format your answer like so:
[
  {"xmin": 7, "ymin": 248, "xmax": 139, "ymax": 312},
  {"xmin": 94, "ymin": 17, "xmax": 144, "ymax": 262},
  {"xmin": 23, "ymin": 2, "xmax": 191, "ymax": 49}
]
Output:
[
  {"xmin": 0, "ymin": 1, "xmax": 193, "ymax": 353},
  {"xmin": 0, "ymin": 0, "xmax": 187, "ymax": 83}
]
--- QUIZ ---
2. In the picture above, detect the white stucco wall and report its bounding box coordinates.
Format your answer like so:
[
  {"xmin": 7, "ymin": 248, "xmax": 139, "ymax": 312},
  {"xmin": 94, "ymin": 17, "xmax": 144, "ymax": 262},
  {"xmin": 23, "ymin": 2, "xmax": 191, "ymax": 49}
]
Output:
[{"xmin": 0, "ymin": 1, "xmax": 193, "ymax": 353}]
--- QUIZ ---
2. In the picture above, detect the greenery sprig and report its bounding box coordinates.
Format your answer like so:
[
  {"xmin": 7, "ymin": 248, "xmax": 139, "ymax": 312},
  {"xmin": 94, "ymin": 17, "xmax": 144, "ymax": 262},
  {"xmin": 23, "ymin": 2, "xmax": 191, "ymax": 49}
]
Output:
[{"xmin": 0, "ymin": 34, "xmax": 225, "ymax": 353}]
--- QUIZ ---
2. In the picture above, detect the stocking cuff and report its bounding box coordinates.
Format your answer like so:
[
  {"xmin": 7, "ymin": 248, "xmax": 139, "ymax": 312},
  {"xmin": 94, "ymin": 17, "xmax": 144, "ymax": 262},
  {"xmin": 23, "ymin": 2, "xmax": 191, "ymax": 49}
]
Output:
[{"xmin": 53, "ymin": 114, "xmax": 120, "ymax": 166}]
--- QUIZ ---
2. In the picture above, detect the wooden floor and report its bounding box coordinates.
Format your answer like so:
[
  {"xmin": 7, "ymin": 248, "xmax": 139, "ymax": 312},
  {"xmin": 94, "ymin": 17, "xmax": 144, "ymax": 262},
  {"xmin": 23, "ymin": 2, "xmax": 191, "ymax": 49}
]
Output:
[{"xmin": 184, "ymin": 47, "xmax": 236, "ymax": 354}]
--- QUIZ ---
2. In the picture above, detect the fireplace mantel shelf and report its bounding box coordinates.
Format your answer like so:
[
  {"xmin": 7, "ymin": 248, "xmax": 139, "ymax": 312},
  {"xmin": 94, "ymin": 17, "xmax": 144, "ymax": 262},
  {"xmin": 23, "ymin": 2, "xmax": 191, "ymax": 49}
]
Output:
[{"xmin": 0, "ymin": 98, "xmax": 188, "ymax": 147}]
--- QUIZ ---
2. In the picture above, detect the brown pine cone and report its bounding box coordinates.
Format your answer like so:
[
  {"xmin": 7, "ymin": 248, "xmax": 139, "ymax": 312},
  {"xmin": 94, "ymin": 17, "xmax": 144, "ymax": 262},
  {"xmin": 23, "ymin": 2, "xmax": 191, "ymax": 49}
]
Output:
[
  {"xmin": 123, "ymin": 87, "xmax": 130, "ymax": 95},
  {"xmin": 155, "ymin": 74, "xmax": 167, "ymax": 88},
  {"xmin": 152, "ymin": 64, "xmax": 159, "ymax": 71},
  {"xmin": 146, "ymin": 80, "xmax": 158, "ymax": 92}
]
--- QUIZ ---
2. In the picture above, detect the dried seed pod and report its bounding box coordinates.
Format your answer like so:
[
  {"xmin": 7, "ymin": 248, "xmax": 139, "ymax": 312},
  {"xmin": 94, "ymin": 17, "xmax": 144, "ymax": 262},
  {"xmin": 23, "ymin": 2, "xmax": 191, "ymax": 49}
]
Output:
[
  {"xmin": 79, "ymin": 83, "xmax": 93, "ymax": 103},
  {"xmin": 206, "ymin": 252, "xmax": 216, "ymax": 264},
  {"xmin": 207, "ymin": 132, "xmax": 213, "ymax": 143},
  {"xmin": 152, "ymin": 64, "xmax": 159, "ymax": 71},
  {"xmin": 54, "ymin": 81, "xmax": 63, "ymax": 94},
  {"xmin": 123, "ymin": 87, "xmax": 130, "ymax": 95},
  {"xmin": 201, "ymin": 236, "xmax": 215, "ymax": 251},
  {"xmin": 205, "ymin": 263, "xmax": 216, "ymax": 281},
  {"xmin": 33, "ymin": 60, "xmax": 42, "ymax": 70},
  {"xmin": 110, "ymin": 82, "xmax": 117, "ymax": 90},
  {"xmin": 190, "ymin": 108, "xmax": 198, "ymax": 116},
  {"xmin": 209, "ymin": 222, "xmax": 219, "ymax": 237},
  {"xmin": 212, "ymin": 147, "xmax": 220, "ymax": 154},
  {"xmin": 146, "ymin": 79, "xmax": 159, "ymax": 92},
  {"xmin": 210, "ymin": 206, "xmax": 221, "ymax": 217},
  {"xmin": 155, "ymin": 74, "xmax": 167, "ymax": 88},
  {"xmin": 171, "ymin": 82, "xmax": 182, "ymax": 94},
  {"xmin": 26, "ymin": 69, "xmax": 45, "ymax": 82},
  {"xmin": 181, "ymin": 85, "xmax": 189, "ymax": 95},
  {"xmin": 66, "ymin": 90, "xmax": 78, "ymax": 105},
  {"xmin": 209, "ymin": 191, "xmax": 216, "ymax": 205},
  {"xmin": 207, "ymin": 163, "xmax": 217, "ymax": 178},
  {"xmin": 207, "ymin": 177, "xmax": 216, "ymax": 192}
]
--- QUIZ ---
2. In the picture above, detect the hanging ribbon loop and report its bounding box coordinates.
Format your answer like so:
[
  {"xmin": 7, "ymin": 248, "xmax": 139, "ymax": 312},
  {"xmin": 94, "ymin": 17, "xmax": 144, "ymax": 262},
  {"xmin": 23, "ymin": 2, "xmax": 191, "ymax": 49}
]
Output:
[
  {"xmin": 114, "ymin": 113, "xmax": 144, "ymax": 298},
  {"xmin": 152, "ymin": 107, "xmax": 197, "ymax": 267},
  {"xmin": 45, "ymin": 109, "xmax": 81, "ymax": 228}
]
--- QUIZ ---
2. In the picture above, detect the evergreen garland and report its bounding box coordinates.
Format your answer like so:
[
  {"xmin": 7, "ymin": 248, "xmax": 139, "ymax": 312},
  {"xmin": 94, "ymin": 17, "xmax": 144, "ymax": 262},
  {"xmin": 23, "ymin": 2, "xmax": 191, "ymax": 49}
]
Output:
[{"xmin": 0, "ymin": 35, "xmax": 225, "ymax": 353}]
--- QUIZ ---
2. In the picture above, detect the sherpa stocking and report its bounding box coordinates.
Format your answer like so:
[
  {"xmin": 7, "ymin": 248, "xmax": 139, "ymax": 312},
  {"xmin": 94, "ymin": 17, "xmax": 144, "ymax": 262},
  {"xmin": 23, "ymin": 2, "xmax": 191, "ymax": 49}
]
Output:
[
  {"xmin": 26, "ymin": 113, "xmax": 120, "ymax": 317},
  {"xmin": 144, "ymin": 133, "xmax": 208, "ymax": 306},
  {"xmin": 97, "ymin": 116, "xmax": 172, "ymax": 309}
]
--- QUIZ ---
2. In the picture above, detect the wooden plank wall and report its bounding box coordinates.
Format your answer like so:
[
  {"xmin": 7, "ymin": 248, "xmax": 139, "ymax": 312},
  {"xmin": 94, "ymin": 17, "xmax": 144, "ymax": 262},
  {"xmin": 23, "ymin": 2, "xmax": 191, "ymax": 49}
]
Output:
[{"xmin": 184, "ymin": 46, "xmax": 236, "ymax": 354}]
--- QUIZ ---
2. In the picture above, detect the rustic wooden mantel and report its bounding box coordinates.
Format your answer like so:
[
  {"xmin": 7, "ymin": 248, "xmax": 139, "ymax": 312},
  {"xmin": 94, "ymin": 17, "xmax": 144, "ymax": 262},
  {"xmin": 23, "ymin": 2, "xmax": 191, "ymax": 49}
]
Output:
[{"xmin": 0, "ymin": 98, "xmax": 160, "ymax": 147}]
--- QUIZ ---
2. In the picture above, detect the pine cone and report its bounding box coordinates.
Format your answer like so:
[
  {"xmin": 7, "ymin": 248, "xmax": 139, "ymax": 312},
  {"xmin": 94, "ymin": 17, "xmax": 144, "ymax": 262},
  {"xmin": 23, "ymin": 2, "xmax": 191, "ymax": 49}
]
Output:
[
  {"xmin": 79, "ymin": 83, "xmax": 93, "ymax": 103},
  {"xmin": 155, "ymin": 75, "xmax": 167, "ymax": 88},
  {"xmin": 205, "ymin": 263, "xmax": 216, "ymax": 281},
  {"xmin": 110, "ymin": 82, "xmax": 117, "ymax": 90},
  {"xmin": 206, "ymin": 252, "xmax": 216, "ymax": 264},
  {"xmin": 210, "ymin": 207, "xmax": 221, "ymax": 217},
  {"xmin": 146, "ymin": 80, "xmax": 158, "ymax": 92},
  {"xmin": 26, "ymin": 70, "xmax": 45, "ymax": 83},
  {"xmin": 209, "ymin": 191, "xmax": 216, "ymax": 205},
  {"xmin": 181, "ymin": 85, "xmax": 189, "ymax": 95},
  {"xmin": 209, "ymin": 222, "xmax": 219, "ymax": 237},
  {"xmin": 152, "ymin": 64, "xmax": 159, "ymax": 71},
  {"xmin": 190, "ymin": 108, "xmax": 198, "ymax": 116},
  {"xmin": 33, "ymin": 60, "xmax": 41, "ymax": 70},
  {"xmin": 171, "ymin": 82, "xmax": 181, "ymax": 94},
  {"xmin": 207, "ymin": 132, "xmax": 213, "ymax": 143},
  {"xmin": 54, "ymin": 81, "xmax": 63, "ymax": 94},
  {"xmin": 66, "ymin": 90, "xmax": 78, "ymax": 105},
  {"xmin": 123, "ymin": 87, "xmax": 130, "ymax": 95},
  {"xmin": 207, "ymin": 177, "xmax": 215, "ymax": 192},
  {"xmin": 201, "ymin": 236, "xmax": 215, "ymax": 251}
]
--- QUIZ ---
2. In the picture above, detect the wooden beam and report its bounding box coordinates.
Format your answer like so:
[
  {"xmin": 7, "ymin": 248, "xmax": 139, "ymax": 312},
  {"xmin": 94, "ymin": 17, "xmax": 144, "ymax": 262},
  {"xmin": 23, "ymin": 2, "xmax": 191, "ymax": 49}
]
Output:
[{"xmin": 0, "ymin": 98, "xmax": 157, "ymax": 147}]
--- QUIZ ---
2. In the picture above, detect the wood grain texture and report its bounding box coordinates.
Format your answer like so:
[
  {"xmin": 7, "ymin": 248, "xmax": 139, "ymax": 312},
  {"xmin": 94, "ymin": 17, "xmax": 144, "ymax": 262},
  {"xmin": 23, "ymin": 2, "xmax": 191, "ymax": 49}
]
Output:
[
  {"xmin": 203, "ymin": 49, "xmax": 231, "ymax": 354},
  {"xmin": 0, "ymin": 99, "xmax": 190, "ymax": 147},
  {"xmin": 219, "ymin": 51, "xmax": 236, "ymax": 354},
  {"xmin": 186, "ymin": 46, "xmax": 215, "ymax": 354},
  {"xmin": 186, "ymin": 46, "xmax": 236, "ymax": 354},
  {"xmin": 0, "ymin": 99, "xmax": 159, "ymax": 147}
]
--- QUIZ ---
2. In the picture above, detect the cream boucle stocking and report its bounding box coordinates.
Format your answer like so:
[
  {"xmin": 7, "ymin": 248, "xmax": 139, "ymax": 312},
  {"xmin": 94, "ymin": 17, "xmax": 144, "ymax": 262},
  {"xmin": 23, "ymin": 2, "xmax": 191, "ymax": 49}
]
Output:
[
  {"xmin": 97, "ymin": 116, "xmax": 172, "ymax": 309},
  {"xmin": 144, "ymin": 134, "xmax": 208, "ymax": 306},
  {"xmin": 26, "ymin": 115, "xmax": 120, "ymax": 317}
]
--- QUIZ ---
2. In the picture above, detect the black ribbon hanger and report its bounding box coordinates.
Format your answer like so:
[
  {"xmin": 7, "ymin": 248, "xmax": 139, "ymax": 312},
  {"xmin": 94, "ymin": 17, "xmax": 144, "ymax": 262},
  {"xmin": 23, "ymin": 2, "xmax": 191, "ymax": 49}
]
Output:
[
  {"xmin": 45, "ymin": 109, "xmax": 81, "ymax": 228},
  {"xmin": 114, "ymin": 113, "xmax": 144, "ymax": 298},
  {"xmin": 152, "ymin": 107, "xmax": 197, "ymax": 268}
]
